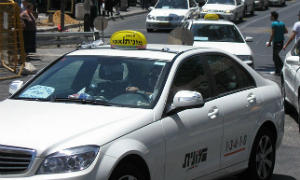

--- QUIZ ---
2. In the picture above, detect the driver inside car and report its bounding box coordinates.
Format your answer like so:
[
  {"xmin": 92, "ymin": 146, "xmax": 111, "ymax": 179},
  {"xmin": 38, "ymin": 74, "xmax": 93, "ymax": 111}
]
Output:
[{"xmin": 126, "ymin": 65, "xmax": 163, "ymax": 95}]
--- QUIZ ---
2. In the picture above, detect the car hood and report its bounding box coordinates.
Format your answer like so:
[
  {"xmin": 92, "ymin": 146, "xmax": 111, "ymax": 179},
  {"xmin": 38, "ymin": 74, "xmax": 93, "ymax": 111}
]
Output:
[
  {"xmin": 193, "ymin": 41, "xmax": 252, "ymax": 55},
  {"xmin": 149, "ymin": 9, "xmax": 190, "ymax": 16},
  {"xmin": 0, "ymin": 100, "xmax": 153, "ymax": 157},
  {"xmin": 202, "ymin": 4, "xmax": 237, "ymax": 10}
]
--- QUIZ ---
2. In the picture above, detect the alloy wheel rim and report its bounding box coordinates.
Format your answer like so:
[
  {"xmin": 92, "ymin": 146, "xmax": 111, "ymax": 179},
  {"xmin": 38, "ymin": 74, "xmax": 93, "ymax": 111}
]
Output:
[
  {"xmin": 256, "ymin": 135, "xmax": 274, "ymax": 179},
  {"xmin": 118, "ymin": 175, "xmax": 137, "ymax": 180}
]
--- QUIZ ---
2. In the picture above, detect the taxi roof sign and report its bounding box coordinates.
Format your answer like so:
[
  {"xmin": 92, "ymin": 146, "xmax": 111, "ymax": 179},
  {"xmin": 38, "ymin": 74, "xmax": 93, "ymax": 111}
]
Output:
[
  {"xmin": 204, "ymin": 14, "xmax": 219, "ymax": 20},
  {"xmin": 110, "ymin": 30, "xmax": 147, "ymax": 49}
]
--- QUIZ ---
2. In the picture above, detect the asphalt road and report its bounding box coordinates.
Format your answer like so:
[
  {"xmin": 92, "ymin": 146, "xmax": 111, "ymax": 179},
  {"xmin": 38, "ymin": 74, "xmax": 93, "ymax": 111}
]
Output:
[{"xmin": 0, "ymin": 2, "xmax": 300, "ymax": 180}]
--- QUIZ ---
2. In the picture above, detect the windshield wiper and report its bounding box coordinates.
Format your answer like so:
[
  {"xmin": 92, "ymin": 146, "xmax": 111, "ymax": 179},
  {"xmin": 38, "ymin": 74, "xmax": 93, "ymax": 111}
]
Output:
[{"xmin": 51, "ymin": 97, "xmax": 110, "ymax": 105}]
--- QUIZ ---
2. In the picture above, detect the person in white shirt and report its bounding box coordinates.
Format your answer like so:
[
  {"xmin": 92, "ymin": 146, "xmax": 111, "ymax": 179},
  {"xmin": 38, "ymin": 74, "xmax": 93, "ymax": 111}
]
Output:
[{"xmin": 283, "ymin": 11, "xmax": 300, "ymax": 50}]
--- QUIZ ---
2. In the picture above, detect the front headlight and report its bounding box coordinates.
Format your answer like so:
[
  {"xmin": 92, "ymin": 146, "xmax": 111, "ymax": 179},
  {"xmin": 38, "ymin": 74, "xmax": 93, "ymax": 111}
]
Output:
[
  {"xmin": 225, "ymin": 9, "xmax": 233, "ymax": 13},
  {"xmin": 37, "ymin": 145, "xmax": 99, "ymax": 174},
  {"xmin": 147, "ymin": 14, "xmax": 155, "ymax": 20},
  {"xmin": 236, "ymin": 55, "xmax": 253, "ymax": 61},
  {"xmin": 202, "ymin": 8, "xmax": 208, "ymax": 12},
  {"xmin": 174, "ymin": 16, "xmax": 185, "ymax": 21}
]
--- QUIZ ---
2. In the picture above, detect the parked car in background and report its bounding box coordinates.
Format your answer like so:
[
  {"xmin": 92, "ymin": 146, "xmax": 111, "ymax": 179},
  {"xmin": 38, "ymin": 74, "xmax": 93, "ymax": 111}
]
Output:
[
  {"xmin": 268, "ymin": 0, "xmax": 285, "ymax": 6},
  {"xmin": 145, "ymin": 0, "xmax": 200, "ymax": 32},
  {"xmin": 200, "ymin": 0, "xmax": 244, "ymax": 23},
  {"xmin": 254, "ymin": 0, "xmax": 269, "ymax": 10},
  {"xmin": 183, "ymin": 14, "xmax": 254, "ymax": 67},
  {"xmin": 254, "ymin": 0, "xmax": 268, "ymax": 10},
  {"xmin": 241, "ymin": 0, "xmax": 255, "ymax": 16},
  {"xmin": 281, "ymin": 37, "xmax": 300, "ymax": 131}
]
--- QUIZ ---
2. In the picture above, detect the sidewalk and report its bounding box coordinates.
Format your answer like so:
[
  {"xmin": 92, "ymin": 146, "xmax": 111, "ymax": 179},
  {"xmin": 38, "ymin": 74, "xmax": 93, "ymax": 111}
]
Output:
[{"xmin": 36, "ymin": 6, "xmax": 148, "ymax": 32}]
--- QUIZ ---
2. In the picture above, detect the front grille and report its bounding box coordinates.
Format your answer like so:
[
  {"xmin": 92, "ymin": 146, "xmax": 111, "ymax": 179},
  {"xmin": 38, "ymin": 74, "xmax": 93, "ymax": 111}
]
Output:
[
  {"xmin": 0, "ymin": 145, "xmax": 36, "ymax": 175},
  {"xmin": 209, "ymin": 9, "xmax": 224, "ymax": 12},
  {"xmin": 157, "ymin": 16, "xmax": 173, "ymax": 21}
]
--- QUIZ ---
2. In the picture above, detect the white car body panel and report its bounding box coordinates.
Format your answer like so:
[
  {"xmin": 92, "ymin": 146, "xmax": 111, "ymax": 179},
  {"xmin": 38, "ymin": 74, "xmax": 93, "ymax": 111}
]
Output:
[
  {"xmin": 200, "ymin": 3, "xmax": 244, "ymax": 21},
  {"xmin": 0, "ymin": 100, "xmax": 154, "ymax": 156},
  {"xmin": 282, "ymin": 43, "xmax": 300, "ymax": 113},
  {"xmin": 183, "ymin": 19, "xmax": 254, "ymax": 66},
  {"xmin": 193, "ymin": 41, "xmax": 253, "ymax": 57},
  {"xmin": 145, "ymin": 0, "xmax": 200, "ymax": 31},
  {"xmin": 0, "ymin": 44, "xmax": 284, "ymax": 180},
  {"xmin": 241, "ymin": 0, "xmax": 255, "ymax": 14}
]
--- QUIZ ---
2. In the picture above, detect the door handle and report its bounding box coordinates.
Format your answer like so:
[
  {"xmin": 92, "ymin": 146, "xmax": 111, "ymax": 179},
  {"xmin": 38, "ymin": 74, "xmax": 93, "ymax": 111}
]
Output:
[
  {"xmin": 208, "ymin": 107, "xmax": 219, "ymax": 119},
  {"xmin": 247, "ymin": 93, "xmax": 256, "ymax": 103}
]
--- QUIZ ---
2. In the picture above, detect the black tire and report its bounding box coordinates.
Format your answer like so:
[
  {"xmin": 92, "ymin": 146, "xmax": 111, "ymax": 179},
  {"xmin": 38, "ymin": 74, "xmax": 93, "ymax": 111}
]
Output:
[
  {"xmin": 297, "ymin": 95, "xmax": 300, "ymax": 132},
  {"xmin": 146, "ymin": 28, "xmax": 154, "ymax": 32},
  {"xmin": 261, "ymin": 1, "xmax": 265, "ymax": 10},
  {"xmin": 232, "ymin": 13, "xmax": 237, "ymax": 23},
  {"xmin": 281, "ymin": 79, "xmax": 293, "ymax": 114},
  {"xmin": 265, "ymin": 2, "xmax": 269, "ymax": 9},
  {"xmin": 239, "ymin": 127, "xmax": 276, "ymax": 180},
  {"xmin": 239, "ymin": 13, "xmax": 243, "ymax": 22},
  {"xmin": 250, "ymin": 4, "xmax": 255, "ymax": 15},
  {"xmin": 109, "ymin": 163, "xmax": 146, "ymax": 180}
]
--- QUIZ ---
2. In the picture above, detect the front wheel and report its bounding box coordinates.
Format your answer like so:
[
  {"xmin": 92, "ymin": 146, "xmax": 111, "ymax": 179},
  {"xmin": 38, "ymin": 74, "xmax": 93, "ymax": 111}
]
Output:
[
  {"xmin": 109, "ymin": 163, "xmax": 146, "ymax": 180},
  {"xmin": 238, "ymin": 127, "xmax": 276, "ymax": 180},
  {"xmin": 297, "ymin": 97, "xmax": 300, "ymax": 132},
  {"xmin": 250, "ymin": 4, "xmax": 255, "ymax": 15},
  {"xmin": 147, "ymin": 28, "xmax": 154, "ymax": 32},
  {"xmin": 281, "ymin": 79, "xmax": 293, "ymax": 114},
  {"xmin": 239, "ymin": 12, "xmax": 243, "ymax": 22}
]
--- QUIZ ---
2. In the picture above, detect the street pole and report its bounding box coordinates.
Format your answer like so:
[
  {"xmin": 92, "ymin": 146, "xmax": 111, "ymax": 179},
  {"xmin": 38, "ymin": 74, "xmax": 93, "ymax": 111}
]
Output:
[{"xmin": 60, "ymin": 0, "xmax": 65, "ymax": 32}]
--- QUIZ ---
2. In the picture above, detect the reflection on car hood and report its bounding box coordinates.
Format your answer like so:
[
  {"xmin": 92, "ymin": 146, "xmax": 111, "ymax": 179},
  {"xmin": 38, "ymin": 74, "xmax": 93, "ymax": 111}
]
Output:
[
  {"xmin": 149, "ymin": 9, "xmax": 190, "ymax": 16},
  {"xmin": 193, "ymin": 42, "xmax": 252, "ymax": 55},
  {"xmin": 202, "ymin": 4, "xmax": 237, "ymax": 10},
  {"xmin": 0, "ymin": 100, "xmax": 153, "ymax": 157}
]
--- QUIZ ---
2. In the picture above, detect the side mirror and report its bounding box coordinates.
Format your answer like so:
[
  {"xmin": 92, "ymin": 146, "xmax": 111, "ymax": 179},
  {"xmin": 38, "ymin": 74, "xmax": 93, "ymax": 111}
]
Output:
[
  {"xmin": 9, "ymin": 80, "xmax": 24, "ymax": 95},
  {"xmin": 148, "ymin": 6, "xmax": 154, "ymax": 11},
  {"xmin": 166, "ymin": 90, "xmax": 204, "ymax": 115},
  {"xmin": 245, "ymin": 36, "xmax": 253, "ymax": 42},
  {"xmin": 286, "ymin": 56, "xmax": 300, "ymax": 65}
]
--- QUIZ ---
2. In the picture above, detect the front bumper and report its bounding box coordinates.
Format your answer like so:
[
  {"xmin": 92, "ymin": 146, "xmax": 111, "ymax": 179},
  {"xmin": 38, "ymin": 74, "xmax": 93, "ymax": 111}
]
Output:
[
  {"xmin": 146, "ymin": 20, "xmax": 184, "ymax": 30},
  {"xmin": 0, "ymin": 153, "xmax": 116, "ymax": 180},
  {"xmin": 268, "ymin": 0, "xmax": 281, "ymax": 5}
]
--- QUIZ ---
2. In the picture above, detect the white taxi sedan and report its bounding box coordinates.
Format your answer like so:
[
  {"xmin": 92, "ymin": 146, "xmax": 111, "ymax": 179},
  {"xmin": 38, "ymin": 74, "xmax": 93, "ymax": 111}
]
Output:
[
  {"xmin": 0, "ymin": 30, "xmax": 284, "ymax": 180},
  {"xmin": 183, "ymin": 14, "xmax": 254, "ymax": 67},
  {"xmin": 200, "ymin": 0, "xmax": 244, "ymax": 23},
  {"xmin": 145, "ymin": 0, "xmax": 200, "ymax": 32},
  {"xmin": 281, "ymin": 37, "xmax": 300, "ymax": 131}
]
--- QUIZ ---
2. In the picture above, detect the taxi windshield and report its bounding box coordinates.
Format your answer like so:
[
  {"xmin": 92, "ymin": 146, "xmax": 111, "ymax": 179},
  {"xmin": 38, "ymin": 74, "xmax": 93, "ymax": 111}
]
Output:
[
  {"xmin": 191, "ymin": 24, "xmax": 244, "ymax": 43},
  {"xmin": 155, "ymin": 0, "xmax": 188, "ymax": 9},
  {"xmin": 207, "ymin": 0, "xmax": 235, "ymax": 5},
  {"xmin": 13, "ymin": 56, "xmax": 170, "ymax": 109}
]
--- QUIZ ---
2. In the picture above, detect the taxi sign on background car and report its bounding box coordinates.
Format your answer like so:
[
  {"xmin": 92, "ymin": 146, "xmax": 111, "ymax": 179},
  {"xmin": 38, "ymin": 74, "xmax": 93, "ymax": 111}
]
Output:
[
  {"xmin": 110, "ymin": 30, "xmax": 147, "ymax": 49},
  {"xmin": 204, "ymin": 14, "xmax": 219, "ymax": 20}
]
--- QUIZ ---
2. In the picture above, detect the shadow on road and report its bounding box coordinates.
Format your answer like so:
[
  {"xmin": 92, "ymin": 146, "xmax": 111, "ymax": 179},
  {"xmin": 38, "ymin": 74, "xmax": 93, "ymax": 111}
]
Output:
[
  {"xmin": 272, "ymin": 174, "xmax": 297, "ymax": 180},
  {"xmin": 220, "ymin": 173, "xmax": 297, "ymax": 180}
]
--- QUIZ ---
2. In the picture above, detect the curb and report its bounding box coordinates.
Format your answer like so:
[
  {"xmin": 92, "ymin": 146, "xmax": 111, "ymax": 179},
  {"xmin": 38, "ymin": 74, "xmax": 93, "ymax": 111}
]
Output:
[{"xmin": 37, "ymin": 9, "xmax": 148, "ymax": 32}]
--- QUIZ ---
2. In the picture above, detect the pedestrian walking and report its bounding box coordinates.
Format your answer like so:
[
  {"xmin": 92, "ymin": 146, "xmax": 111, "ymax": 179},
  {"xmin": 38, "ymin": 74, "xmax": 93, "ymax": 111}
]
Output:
[
  {"xmin": 267, "ymin": 11, "xmax": 288, "ymax": 75},
  {"xmin": 114, "ymin": 0, "xmax": 120, "ymax": 15},
  {"xmin": 104, "ymin": 0, "xmax": 113, "ymax": 17},
  {"xmin": 97, "ymin": 0, "xmax": 105, "ymax": 16},
  {"xmin": 283, "ymin": 11, "xmax": 300, "ymax": 50},
  {"xmin": 20, "ymin": 3, "xmax": 37, "ymax": 60}
]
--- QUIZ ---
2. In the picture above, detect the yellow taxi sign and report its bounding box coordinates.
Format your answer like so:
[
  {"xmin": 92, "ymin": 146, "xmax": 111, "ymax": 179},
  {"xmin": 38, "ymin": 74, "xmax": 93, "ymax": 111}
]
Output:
[
  {"xmin": 204, "ymin": 14, "xmax": 219, "ymax": 20},
  {"xmin": 110, "ymin": 30, "xmax": 147, "ymax": 49}
]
